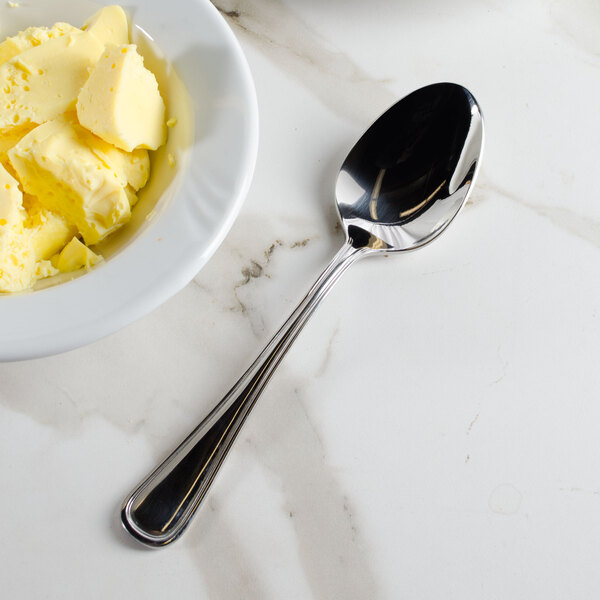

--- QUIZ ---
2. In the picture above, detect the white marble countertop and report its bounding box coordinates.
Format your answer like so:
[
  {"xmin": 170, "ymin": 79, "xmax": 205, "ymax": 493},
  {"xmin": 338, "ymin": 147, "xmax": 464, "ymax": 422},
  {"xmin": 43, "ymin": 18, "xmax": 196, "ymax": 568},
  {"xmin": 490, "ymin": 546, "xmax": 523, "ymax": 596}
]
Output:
[{"xmin": 2, "ymin": 0, "xmax": 600, "ymax": 597}]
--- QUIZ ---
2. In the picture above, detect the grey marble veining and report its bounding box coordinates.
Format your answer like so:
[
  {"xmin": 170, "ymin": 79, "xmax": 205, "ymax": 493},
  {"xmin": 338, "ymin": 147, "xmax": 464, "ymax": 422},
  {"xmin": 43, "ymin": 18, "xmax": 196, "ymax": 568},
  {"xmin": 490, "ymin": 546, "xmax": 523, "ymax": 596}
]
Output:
[{"xmin": 212, "ymin": 0, "xmax": 397, "ymax": 124}]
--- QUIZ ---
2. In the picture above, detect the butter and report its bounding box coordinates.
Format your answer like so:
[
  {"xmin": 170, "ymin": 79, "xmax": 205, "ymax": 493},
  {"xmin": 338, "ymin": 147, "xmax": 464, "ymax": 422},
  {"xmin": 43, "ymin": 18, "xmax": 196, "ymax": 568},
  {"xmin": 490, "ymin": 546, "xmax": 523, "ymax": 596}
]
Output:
[
  {"xmin": 22, "ymin": 194, "xmax": 77, "ymax": 260},
  {"xmin": 0, "ymin": 22, "xmax": 80, "ymax": 66},
  {"xmin": 0, "ymin": 162, "xmax": 31, "ymax": 292},
  {"xmin": 9, "ymin": 115, "xmax": 131, "ymax": 245},
  {"xmin": 0, "ymin": 163, "xmax": 58, "ymax": 292},
  {"xmin": 83, "ymin": 5, "xmax": 130, "ymax": 46},
  {"xmin": 0, "ymin": 124, "xmax": 33, "ymax": 175},
  {"xmin": 77, "ymin": 44, "xmax": 166, "ymax": 151},
  {"xmin": 0, "ymin": 5, "xmax": 170, "ymax": 292},
  {"xmin": 0, "ymin": 30, "xmax": 104, "ymax": 134},
  {"xmin": 52, "ymin": 236, "xmax": 101, "ymax": 272},
  {"xmin": 123, "ymin": 185, "xmax": 138, "ymax": 207},
  {"xmin": 76, "ymin": 124, "xmax": 150, "ymax": 191},
  {"xmin": 0, "ymin": 163, "xmax": 23, "ymax": 230}
]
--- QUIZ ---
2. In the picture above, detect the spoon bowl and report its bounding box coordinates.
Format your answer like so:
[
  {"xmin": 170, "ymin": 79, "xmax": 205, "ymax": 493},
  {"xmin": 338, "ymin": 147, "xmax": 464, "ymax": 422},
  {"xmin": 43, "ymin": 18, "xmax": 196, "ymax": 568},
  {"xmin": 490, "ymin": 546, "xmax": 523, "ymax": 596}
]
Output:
[
  {"xmin": 121, "ymin": 83, "xmax": 484, "ymax": 547},
  {"xmin": 337, "ymin": 82, "xmax": 482, "ymax": 251}
]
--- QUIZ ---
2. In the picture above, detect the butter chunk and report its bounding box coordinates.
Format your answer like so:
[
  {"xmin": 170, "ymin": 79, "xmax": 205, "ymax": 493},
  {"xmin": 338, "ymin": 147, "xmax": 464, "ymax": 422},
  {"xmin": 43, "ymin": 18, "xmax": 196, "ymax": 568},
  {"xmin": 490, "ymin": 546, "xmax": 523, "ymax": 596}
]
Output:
[
  {"xmin": 77, "ymin": 44, "xmax": 166, "ymax": 152},
  {"xmin": 76, "ymin": 124, "xmax": 150, "ymax": 190},
  {"xmin": 0, "ymin": 22, "xmax": 80, "ymax": 66},
  {"xmin": 0, "ymin": 162, "xmax": 36, "ymax": 292},
  {"xmin": 34, "ymin": 259, "xmax": 58, "ymax": 280},
  {"xmin": 0, "ymin": 165, "xmax": 64, "ymax": 291},
  {"xmin": 0, "ymin": 30, "xmax": 104, "ymax": 134},
  {"xmin": 8, "ymin": 115, "xmax": 131, "ymax": 245},
  {"xmin": 0, "ymin": 162, "xmax": 24, "ymax": 230},
  {"xmin": 23, "ymin": 194, "xmax": 77, "ymax": 260},
  {"xmin": 0, "ymin": 124, "xmax": 34, "ymax": 174},
  {"xmin": 83, "ymin": 5, "xmax": 130, "ymax": 46},
  {"xmin": 52, "ymin": 236, "xmax": 101, "ymax": 272},
  {"xmin": 106, "ymin": 145, "xmax": 149, "ymax": 191},
  {"xmin": 124, "ymin": 185, "xmax": 139, "ymax": 207}
]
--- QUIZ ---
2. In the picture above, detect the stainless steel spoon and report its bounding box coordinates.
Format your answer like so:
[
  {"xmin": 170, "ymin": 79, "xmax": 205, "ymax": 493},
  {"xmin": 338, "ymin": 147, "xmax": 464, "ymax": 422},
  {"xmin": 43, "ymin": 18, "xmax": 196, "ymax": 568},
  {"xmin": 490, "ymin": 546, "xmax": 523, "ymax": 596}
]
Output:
[{"xmin": 121, "ymin": 82, "xmax": 484, "ymax": 547}]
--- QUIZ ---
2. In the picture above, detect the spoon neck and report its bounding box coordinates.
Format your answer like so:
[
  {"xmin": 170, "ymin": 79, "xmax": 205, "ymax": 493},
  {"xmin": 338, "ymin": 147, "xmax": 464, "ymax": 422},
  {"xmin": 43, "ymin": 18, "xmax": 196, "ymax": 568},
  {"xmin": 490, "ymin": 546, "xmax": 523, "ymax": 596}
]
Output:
[
  {"xmin": 314, "ymin": 239, "xmax": 365, "ymax": 293},
  {"xmin": 120, "ymin": 239, "xmax": 365, "ymax": 546},
  {"xmin": 249, "ymin": 239, "xmax": 363, "ymax": 371}
]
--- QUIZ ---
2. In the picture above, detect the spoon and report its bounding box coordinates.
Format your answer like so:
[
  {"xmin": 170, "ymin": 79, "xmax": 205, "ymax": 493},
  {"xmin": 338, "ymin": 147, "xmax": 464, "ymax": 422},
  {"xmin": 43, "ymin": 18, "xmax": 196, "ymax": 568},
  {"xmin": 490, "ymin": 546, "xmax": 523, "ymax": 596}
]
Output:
[{"xmin": 121, "ymin": 82, "xmax": 484, "ymax": 547}]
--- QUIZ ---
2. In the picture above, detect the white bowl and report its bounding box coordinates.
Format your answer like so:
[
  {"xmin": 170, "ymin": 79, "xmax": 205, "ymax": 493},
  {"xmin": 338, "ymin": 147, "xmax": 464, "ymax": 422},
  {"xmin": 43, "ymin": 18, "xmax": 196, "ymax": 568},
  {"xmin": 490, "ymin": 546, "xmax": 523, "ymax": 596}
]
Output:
[{"xmin": 0, "ymin": 0, "xmax": 258, "ymax": 361}]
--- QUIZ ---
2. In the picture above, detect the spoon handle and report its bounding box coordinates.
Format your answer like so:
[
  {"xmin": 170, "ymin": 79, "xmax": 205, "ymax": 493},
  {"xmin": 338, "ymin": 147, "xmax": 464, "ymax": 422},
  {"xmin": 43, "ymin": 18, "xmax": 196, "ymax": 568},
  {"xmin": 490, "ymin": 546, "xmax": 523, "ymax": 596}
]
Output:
[{"xmin": 121, "ymin": 239, "xmax": 364, "ymax": 546}]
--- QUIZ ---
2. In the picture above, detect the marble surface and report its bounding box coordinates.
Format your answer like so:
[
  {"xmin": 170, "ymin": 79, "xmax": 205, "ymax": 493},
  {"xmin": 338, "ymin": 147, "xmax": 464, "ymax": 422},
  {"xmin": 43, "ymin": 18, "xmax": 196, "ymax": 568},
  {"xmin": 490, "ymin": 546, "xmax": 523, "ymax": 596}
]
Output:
[{"xmin": 1, "ymin": 0, "xmax": 600, "ymax": 597}]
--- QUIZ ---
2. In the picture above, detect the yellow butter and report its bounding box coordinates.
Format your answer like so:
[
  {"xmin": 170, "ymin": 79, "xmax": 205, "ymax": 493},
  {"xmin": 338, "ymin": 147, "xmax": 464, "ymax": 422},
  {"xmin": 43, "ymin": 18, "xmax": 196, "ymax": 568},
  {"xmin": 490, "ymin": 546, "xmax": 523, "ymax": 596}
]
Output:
[
  {"xmin": 0, "ymin": 30, "xmax": 104, "ymax": 134},
  {"xmin": 83, "ymin": 5, "xmax": 130, "ymax": 46},
  {"xmin": 0, "ymin": 22, "xmax": 80, "ymax": 66},
  {"xmin": 8, "ymin": 115, "xmax": 131, "ymax": 245},
  {"xmin": 123, "ymin": 185, "xmax": 138, "ymax": 207},
  {"xmin": 0, "ymin": 5, "xmax": 175, "ymax": 292},
  {"xmin": 0, "ymin": 124, "xmax": 34, "ymax": 175},
  {"xmin": 0, "ymin": 163, "xmax": 23, "ymax": 228},
  {"xmin": 22, "ymin": 194, "xmax": 77, "ymax": 260},
  {"xmin": 52, "ymin": 236, "xmax": 101, "ymax": 272},
  {"xmin": 77, "ymin": 44, "xmax": 166, "ymax": 152},
  {"xmin": 76, "ymin": 124, "xmax": 150, "ymax": 191},
  {"xmin": 34, "ymin": 259, "xmax": 58, "ymax": 280},
  {"xmin": 0, "ymin": 162, "xmax": 36, "ymax": 292}
]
